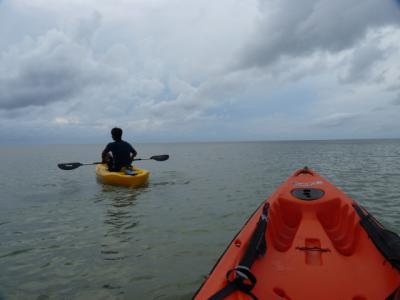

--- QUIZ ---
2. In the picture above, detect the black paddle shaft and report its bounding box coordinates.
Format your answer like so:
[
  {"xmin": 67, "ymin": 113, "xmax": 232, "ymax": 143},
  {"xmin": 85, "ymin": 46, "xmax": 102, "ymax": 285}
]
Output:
[
  {"xmin": 57, "ymin": 162, "xmax": 101, "ymax": 170},
  {"xmin": 57, "ymin": 154, "xmax": 169, "ymax": 170}
]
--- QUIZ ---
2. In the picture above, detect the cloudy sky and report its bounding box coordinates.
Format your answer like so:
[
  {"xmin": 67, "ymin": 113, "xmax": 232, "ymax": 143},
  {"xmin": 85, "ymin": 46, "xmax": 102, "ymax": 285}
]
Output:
[{"xmin": 0, "ymin": 0, "xmax": 400, "ymax": 143}]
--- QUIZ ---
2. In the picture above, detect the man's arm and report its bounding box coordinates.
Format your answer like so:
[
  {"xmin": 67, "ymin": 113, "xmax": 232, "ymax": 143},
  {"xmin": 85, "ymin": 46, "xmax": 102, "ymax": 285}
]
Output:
[
  {"xmin": 101, "ymin": 150, "xmax": 108, "ymax": 163},
  {"xmin": 102, "ymin": 144, "xmax": 111, "ymax": 163},
  {"xmin": 129, "ymin": 144, "xmax": 137, "ymax": 162}
]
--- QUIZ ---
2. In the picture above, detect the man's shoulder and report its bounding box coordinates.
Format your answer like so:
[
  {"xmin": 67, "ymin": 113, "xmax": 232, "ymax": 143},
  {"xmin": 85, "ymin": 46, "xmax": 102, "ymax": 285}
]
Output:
[
  {"xmin": 121, "ymin": 140, "xmax": 133, "ymax": 146},
  {"xmin": 105, "ymin": 141, "xmax": 116, "ymax": 149}
]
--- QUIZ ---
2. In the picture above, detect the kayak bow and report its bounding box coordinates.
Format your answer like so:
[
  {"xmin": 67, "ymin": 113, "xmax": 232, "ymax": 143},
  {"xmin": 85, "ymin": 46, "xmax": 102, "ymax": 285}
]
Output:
[{"xmin": 194, "ymin": 167, "xmax": 400, "ymax": 300}]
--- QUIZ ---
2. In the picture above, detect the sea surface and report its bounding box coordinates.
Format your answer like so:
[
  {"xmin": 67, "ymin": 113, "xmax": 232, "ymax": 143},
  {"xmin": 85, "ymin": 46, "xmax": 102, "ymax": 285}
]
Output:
[{"xmin": 1, "ymin": 140, "xmax": 400, "ymax": 299}]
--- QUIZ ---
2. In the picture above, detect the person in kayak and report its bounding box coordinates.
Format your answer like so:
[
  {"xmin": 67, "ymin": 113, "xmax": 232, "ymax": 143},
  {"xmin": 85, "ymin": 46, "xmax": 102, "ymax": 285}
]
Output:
[{"xmin": 102, "ymin": 127, "xmax": 137, "ymax": 173}]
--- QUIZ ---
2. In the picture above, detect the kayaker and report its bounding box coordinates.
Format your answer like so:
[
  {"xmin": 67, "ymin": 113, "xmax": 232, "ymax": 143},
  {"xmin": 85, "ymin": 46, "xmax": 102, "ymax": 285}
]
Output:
[{"xmin": 101, "ymin": 127, "xmax": 137, "ymax": 172}]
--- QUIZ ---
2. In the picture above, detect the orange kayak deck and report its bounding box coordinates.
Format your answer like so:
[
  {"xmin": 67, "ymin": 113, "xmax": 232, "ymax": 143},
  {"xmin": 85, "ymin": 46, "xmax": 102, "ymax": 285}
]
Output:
[{"xmin": 195, "ymin": 168, "xmax": 400, "ymax": 300}]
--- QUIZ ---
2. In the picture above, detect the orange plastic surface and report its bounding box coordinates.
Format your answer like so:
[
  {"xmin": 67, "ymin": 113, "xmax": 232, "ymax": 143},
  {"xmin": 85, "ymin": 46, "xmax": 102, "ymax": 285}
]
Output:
[{"xmin": 194, "ymin": 168, "xmax": 400, "ymax": 300}]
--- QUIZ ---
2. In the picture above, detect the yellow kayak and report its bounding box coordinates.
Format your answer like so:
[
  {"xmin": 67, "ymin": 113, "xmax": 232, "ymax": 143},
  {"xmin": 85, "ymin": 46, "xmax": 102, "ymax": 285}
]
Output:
[{"xmin": 95, "ymin": 164, "xmax": 150, "ymax": 187}]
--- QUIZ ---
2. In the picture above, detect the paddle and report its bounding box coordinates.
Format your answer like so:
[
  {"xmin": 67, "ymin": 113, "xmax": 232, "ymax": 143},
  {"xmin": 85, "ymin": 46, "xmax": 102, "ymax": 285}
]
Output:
[
  {"xmin": 57, "ymin": 154, "xmax": 169, "ymax": 170},
  {"xmin": 134, "ymin": 154, "xmax": 169, "ymax": 161}
]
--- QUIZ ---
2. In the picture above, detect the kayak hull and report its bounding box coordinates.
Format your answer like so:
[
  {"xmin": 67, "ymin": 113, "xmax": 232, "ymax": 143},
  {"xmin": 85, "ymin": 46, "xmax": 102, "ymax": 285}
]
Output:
[
  {"xmin": 95, "ymin": 164, "xmax": 150, "ymax": 187},
  {"xmin": 194, "ymin": 168, "xmax": 400, "ymax": 300}
]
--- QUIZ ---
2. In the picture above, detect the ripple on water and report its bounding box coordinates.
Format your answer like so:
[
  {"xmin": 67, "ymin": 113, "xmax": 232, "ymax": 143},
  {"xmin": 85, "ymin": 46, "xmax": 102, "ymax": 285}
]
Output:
[{"xmin": 0, "ymin": 248, "xmax": 34, "ymax": 259}]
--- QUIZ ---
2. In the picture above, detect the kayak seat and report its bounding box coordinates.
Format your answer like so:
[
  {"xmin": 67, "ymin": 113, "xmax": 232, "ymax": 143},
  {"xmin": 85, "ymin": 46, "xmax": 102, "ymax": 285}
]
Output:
[
  {"xmin": 317, "ymin": 199, "xmax": 361, "ymax": 256},
  {"xmin": 268, "ymin": 197, "xmax": 302, "ymax": 252},
  {"xmin": 270, "ymin": 186, "xmax": 362, "ymax": 256}
]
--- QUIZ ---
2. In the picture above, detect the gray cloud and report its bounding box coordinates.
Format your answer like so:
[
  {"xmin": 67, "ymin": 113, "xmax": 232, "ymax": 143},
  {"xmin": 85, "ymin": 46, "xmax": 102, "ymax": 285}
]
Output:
[
  {"xmin": 238, "ymin": 0, "xmax": 400, "ymax": 69},
  {"xmin": 391, "ymin": 93, "xmax": 400, "ymax": 105},
  {"xmin": 0, "ymin": 21, "xmax": 115, "ymax": 110},
  {"xmin": 69, "ymin": 11, "xmax": 102, "ymax": 45},
  {"xmin": 340, "ymin": 41, "xmax": 386, "ymax": 83}
]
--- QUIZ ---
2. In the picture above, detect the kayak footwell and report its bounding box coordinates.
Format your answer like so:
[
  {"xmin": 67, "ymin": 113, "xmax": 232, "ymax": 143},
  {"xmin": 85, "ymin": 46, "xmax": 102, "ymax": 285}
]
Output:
[{"xmin": 194, "ymin": 168, "xmax": 400, "ymax": 300}]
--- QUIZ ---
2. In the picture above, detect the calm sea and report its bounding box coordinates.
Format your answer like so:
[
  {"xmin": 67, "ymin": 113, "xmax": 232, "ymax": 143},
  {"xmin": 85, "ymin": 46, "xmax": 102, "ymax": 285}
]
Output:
[{"xmin": 1, "ymin": 140, "xmax": 400, "ymax": 299}]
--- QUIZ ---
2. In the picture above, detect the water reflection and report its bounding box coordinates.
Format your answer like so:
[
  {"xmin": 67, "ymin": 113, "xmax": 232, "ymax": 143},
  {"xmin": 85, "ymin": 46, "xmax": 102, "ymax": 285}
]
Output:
[{"xmin": 99, "ymin": 188, "xmax": 141, "ymax": 264}]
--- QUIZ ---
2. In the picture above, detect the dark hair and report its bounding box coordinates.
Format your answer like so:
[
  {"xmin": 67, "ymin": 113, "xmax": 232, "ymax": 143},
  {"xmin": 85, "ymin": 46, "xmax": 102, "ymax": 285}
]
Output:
[{"xmin": 111, "ymin": 127, "xmax": 123, "ymax": 140}]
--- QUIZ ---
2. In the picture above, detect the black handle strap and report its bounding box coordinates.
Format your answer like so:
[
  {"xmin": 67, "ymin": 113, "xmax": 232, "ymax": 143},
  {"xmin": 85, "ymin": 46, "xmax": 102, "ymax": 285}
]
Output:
[
  {"xmin": 209, "ymin": 266, "xmax": 258, "ymax": 300},
  {"xmin": 354, "ymin": 204, "xmax": 400, "ymax": 271},
  {"xmin": 208, "ymin": 204, "xmax": 269, "ymax": 300}
]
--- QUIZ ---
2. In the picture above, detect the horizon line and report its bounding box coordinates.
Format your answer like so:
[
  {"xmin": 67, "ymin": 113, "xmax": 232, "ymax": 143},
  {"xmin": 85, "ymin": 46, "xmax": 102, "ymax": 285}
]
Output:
[{"xmin": 1, "ymin": 137, "xmax": 400, "ymax": 146}]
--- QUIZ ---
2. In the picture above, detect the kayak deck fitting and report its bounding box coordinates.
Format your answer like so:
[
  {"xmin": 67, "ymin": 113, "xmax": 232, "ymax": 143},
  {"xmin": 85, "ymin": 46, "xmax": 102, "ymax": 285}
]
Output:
[
  {"xmin": 194, "ymin": 167, "xmax": 400, "ymax": 300},
  {"xmin": 95, "ymin": 164, "xmax": 150, "ymax": 187}
]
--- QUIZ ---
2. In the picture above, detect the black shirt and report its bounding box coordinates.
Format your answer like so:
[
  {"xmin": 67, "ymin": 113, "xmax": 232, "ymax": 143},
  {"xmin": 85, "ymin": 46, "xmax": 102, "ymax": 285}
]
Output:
[{"xmin": 103, "ymin": 140, "xmax": 137, "ymax": 170}]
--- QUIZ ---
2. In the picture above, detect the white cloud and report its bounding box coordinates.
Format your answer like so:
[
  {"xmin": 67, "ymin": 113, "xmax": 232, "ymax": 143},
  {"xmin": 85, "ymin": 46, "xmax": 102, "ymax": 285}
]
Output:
[
  {"xmin": 54, "ymin": 116, "xmax": 81, "ymax": 125},
  {"xmin": 314, "ymin": 112, "xmax": 360, "ymax": 128}
]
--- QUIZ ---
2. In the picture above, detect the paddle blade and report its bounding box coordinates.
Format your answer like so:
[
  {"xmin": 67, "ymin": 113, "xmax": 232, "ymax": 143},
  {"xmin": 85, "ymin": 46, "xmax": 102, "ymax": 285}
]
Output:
[
  {"xmin": 150, "ymin": 154, "xmax": 169, "ymax": 161},
  {"xmin": 57, "ymin": 162, "xmax": 83, "ymax": 170}
]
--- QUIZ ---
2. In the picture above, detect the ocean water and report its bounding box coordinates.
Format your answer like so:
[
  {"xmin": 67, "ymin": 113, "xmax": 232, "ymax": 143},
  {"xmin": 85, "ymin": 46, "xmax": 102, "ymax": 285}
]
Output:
[{"xmin": 1, "ymin": 140, "xmax": 400, "ymax": 299}]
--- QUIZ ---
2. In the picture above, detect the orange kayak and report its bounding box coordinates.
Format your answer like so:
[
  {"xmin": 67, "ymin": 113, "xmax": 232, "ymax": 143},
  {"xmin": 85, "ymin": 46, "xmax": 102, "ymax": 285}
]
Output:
[{"xmin": 194, "ymin": 167, "xmax": 400, "ymax": 300}]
